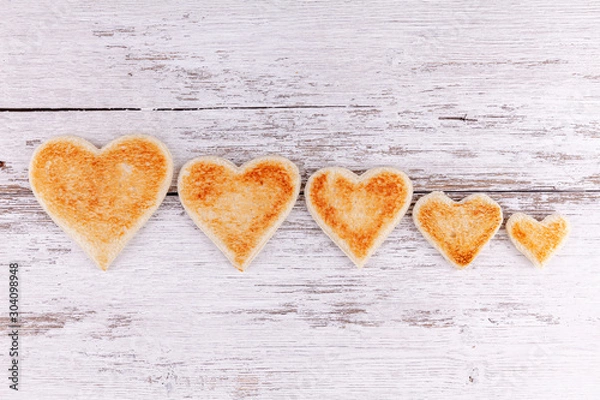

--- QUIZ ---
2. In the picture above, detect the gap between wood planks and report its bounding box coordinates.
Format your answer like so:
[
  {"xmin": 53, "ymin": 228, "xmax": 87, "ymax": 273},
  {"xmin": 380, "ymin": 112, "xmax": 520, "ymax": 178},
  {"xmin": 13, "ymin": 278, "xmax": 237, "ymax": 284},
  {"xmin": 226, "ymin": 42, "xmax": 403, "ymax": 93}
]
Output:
[
  {"xmin": 164, "ymin": 189, "xmax": 600, "ymax": 197},
  {"xmin": 0, "ymin": 107, "xmax": 480, "ymax": 123},
  {"xmin": 0, "ymin": 105, "xmax": 373, "ymax": 112}
]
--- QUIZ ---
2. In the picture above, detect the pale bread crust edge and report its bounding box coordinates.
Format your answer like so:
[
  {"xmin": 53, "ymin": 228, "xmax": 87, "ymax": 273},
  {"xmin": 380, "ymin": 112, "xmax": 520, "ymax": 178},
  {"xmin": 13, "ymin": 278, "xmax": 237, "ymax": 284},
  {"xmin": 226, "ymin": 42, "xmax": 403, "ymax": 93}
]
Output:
[
  {"xmin": 305, "ymin": 167, "xmax": 413, "ymax": 268},
  {"xmin": 29, "ymin": 134, "xmax": 174, "ymax": 271},
  {"xmin": 177, "ymin": 155, "xmax": 301, "ymax": 272},
  {"xmin": 412, "ymin": 191, "xmax": 503, "ymax": 269},
  {"xmin": 505, "ymin": 213, "xmax": 571, "ymax": 268}
]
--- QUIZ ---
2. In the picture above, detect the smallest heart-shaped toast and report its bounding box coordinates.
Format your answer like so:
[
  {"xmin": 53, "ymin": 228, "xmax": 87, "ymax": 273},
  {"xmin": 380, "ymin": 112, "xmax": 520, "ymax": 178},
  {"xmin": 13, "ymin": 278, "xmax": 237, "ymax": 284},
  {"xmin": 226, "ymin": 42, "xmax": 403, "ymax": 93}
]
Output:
[
  {"xmin": 305, "ymin": 167, "xmax": 413, "ymax": 268},
  {"xmin": 506, "ymin": 213, "xmax": 570, "ymax": 268},
  {"xmin": 178, "ymin": 156, "xmax": 300, "ymax": 271},
  {"xmin": 413, "ymin": 191, "xmax": 503, "ymax": 269}
]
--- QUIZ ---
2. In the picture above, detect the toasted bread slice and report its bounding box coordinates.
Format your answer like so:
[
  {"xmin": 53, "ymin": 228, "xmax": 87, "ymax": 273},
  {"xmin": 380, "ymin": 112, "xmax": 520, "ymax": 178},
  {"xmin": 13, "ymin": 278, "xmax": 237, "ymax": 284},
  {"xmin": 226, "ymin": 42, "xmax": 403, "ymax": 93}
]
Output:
[
  {"xmin": 413, "ymin": 191, "xmax": 502, "ymax": 269},
  {"xmin": 178, "ymin": 156, "xmax": 300, "ymax": 271},
  {"xmin": 29, "ymin": 135, "xmax": 173, "ymax": 271},
  {"xmin": 506, "ymin": 213, "xmax": 570, "ymax": 268},
  {"xmin": 305, "ymin": 167, "xmax": 413, "ymax": 268}
]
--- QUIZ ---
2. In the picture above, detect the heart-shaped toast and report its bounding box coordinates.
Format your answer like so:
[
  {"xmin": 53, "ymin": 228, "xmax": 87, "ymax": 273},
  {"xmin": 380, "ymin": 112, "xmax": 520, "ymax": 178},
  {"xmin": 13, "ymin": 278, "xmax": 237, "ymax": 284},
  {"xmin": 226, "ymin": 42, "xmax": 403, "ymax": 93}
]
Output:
[
  {"xmin": 413, "ymin": 191, "xmax": 503, "ymax": 269},
  {"xmin": 305, "ymin": 167, "xmax": 413, "ymax": 268},
  {"xmin": 29, "ymin": 135, "xmax": 173, "ymax": 270},
  {"xmin": 178, "ymin": 156, "xmax": 300, "ymax": 271},
  {"xmin": 506, "ymin": 213, "xmax": 570, "ymax": 268}
]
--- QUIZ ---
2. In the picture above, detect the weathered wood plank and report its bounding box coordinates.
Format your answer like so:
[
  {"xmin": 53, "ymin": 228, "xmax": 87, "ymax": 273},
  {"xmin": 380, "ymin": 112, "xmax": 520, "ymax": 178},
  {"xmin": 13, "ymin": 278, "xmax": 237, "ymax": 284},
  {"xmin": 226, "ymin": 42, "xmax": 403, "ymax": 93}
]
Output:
[
  {"xmin": 0, "ymin": 191, "xmax": 598, "ymax": 398},
  {"xmin": 1, "ymin": 0, "xmax": 599, "ymax": 113},
  {"xmin": 1, "ymin": 108, "xmax": 599, "ymax": 192}
]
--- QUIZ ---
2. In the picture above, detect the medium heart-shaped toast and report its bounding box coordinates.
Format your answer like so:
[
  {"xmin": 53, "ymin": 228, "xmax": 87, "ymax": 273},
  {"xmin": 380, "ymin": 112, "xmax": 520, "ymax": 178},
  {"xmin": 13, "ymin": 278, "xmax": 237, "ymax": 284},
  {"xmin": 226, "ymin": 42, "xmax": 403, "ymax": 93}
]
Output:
[
  {"xmin": 413, "ymin": 191, "xmax": 503, "ymax": 269},
  {"xmin": 305, "ymin": 167, "xmax": 413, "ymax": 268},
  {"xmin": 29, "ymin": 135, "xmax": 173, "ymax": 270},
  {"xmin": 178, "ymin": 156, "xmax": 300, "ymax": 271},
  {"xmin": 506, "ymin": 213, "xmax": 570, "ymax": 268}
]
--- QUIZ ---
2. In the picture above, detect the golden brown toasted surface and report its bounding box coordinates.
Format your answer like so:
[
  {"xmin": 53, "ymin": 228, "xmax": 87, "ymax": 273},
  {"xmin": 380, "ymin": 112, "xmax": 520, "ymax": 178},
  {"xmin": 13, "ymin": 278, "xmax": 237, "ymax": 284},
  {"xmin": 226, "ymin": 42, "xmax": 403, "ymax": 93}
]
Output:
[
  {"xmin": 308, "ymin": 170, "xmax": 410, "ymax": 259},
  {"xmin": 29, "ymin": 137, "xmax": 170, "ymax": 267},
  {"xmin": 507, "ymin": 217, "xmax": 569, "ymax": 264},
  {"xmin": 415, "ymin": 195, "xmax": 502, "ymax": 267},
  {"xmin": 179, "ymin": 159, "xmax": 297, "ymax": 267}
]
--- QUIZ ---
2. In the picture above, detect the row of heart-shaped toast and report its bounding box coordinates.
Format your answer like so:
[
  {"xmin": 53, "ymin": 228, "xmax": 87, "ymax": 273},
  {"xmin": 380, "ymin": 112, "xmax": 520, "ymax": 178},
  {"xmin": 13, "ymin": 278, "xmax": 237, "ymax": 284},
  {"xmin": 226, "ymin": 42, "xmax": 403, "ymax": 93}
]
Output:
[{"xmin": 29, "ymin": 135, "xmax": 570, "ymax": 271}]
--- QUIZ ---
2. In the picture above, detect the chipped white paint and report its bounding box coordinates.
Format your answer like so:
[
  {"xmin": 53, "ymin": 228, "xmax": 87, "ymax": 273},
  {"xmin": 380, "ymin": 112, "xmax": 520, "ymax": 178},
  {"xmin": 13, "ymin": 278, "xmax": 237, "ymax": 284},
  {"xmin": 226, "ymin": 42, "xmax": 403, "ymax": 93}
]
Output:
[
  {"xmin": 1, "ymin": 1, "xmax": 600, "ymax": 114},
  {"xmin": 1, "ymin": 189, "xmax": 599, "ymax": 399},
  {"xmin": 1, "ymin": 109, "xmax": 599, "ymax": 192},
  {"xmin": 1, "ymin": 1, "xmax": 600, "ymax": 398}
]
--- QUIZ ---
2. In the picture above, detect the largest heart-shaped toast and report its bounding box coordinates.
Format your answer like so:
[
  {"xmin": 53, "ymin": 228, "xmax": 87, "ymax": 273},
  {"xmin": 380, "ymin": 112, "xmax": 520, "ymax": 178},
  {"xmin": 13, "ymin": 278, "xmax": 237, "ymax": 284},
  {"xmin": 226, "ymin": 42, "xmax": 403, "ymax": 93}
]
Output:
[
  {"xmin": 413, "ymin": 191, "xmax": 503, "ymax": 269},
  {"xmin": 29, "ymin": 135, "xmax": 173, "ymax": 270},
  {"xmin": 178, "ymin": 156, "xmax": 300, "ymax": 271},
  {"xmin": 305, "ymin": 167, "xmax": 413, "ymax": 267}
]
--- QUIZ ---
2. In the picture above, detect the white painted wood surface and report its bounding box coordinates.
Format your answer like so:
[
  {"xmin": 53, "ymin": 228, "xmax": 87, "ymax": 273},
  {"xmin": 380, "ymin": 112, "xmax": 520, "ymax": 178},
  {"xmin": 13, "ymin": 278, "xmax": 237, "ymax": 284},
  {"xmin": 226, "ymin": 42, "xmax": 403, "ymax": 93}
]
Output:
[{"xmin": 1, "ymin": 1, "xmax": 600, "ymax": 399}]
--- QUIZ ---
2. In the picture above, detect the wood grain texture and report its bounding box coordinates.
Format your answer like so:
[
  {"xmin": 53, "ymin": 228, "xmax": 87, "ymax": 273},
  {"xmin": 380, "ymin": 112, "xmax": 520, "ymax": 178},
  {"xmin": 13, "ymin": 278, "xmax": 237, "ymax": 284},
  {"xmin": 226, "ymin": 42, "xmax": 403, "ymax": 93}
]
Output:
[
  {"xmin": 0, "ymin": 192, "xmax": 599, "ymax": 399},
  {"xmin": 1, "ymin": 0, "xmax": 600, "ymax": 112},
  {"xmin": 1, "ymin": 109, "xmax": 599, "ymax": 193},
  {"xmin": 1, "ymin": 0, "xmax": 600, "ymax": 398}
]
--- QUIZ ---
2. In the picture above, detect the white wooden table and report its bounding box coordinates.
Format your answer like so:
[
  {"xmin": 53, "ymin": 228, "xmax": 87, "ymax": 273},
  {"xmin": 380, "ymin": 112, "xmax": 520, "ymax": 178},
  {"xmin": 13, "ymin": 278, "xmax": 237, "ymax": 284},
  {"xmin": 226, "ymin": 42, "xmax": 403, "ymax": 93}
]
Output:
[{"xmin": 1, "ymin": 1, "xmax": 599, "ymax": 398}]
